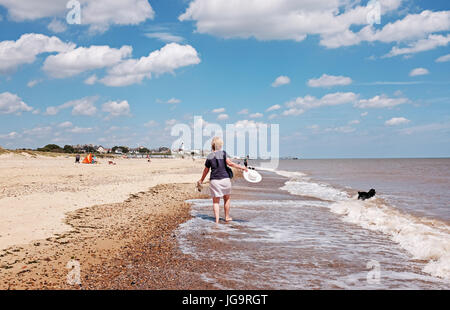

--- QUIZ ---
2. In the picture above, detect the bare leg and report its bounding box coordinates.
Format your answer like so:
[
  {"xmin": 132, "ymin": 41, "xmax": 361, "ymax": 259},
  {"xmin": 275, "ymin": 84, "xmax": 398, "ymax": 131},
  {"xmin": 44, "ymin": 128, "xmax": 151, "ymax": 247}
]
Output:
[
  {"xmin": 224, "ymin": 195, "xmax": 232, "ymax": 222},
  {"xmin": 213, "ymin": 197, "xmax": 220, "ymax": 223}
]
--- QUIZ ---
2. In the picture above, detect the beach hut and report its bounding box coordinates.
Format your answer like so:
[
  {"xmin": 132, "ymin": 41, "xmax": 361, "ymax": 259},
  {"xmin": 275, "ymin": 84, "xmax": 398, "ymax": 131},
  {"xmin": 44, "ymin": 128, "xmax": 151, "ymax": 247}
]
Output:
[{"xmin": 82, "ymin": 153, "xmax": 93, "ymax": 164}]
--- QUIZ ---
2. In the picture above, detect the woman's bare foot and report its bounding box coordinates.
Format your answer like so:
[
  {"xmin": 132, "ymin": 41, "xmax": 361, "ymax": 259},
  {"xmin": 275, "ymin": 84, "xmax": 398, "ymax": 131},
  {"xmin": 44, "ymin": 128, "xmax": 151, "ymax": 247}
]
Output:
[{"xmin": 225, "ymin": 217, "xmax": 233, "ymax": 222}]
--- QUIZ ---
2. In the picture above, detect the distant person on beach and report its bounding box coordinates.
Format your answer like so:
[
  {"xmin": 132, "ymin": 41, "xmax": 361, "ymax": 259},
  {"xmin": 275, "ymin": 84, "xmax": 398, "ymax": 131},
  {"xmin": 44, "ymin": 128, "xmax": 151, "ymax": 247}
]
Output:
[
  {"xmin": 244, "ymin": 155, "xmax": 249, "ymax": 168},
  {"xmin": 198, "ymin": 137, "xmax": 248, "ymax": 224},
  {"xmin": 75, "ymin": 154, "xmax": 80, "ymax": 164}
]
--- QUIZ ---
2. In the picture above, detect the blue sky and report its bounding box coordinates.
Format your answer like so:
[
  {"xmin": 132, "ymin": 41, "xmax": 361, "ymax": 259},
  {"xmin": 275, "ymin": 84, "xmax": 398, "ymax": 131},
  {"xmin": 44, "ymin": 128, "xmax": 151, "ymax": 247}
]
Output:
[{"xmin": 0, "ymin": 0, "xmax": 449, "ymax": 158}]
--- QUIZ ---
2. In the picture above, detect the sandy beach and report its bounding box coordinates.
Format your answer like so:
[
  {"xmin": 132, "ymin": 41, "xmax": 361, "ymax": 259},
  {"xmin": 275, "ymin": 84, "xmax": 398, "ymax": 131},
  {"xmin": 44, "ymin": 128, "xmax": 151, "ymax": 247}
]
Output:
[
  {"xmin": 0, "ymin": 153, "xmax": 203, "ymax": 249},
  {"xmin": 0, "ymin": 153, "xmax": 213, "ymax": 289}
]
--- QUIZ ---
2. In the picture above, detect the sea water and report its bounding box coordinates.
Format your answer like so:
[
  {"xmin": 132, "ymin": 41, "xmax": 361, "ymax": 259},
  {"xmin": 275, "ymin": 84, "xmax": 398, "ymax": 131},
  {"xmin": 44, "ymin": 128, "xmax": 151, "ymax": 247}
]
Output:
[{"xmin": 177, "ymin": 159, "xmax": 450, "ymax": 289}]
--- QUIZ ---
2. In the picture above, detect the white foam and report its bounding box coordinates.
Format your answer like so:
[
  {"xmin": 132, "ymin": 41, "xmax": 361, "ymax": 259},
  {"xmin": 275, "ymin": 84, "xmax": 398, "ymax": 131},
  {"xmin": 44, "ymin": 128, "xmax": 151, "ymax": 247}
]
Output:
[
  {"xmin": 274, "ymin": 169, "xmax": 348, "ymax": 201},
  {"xmin": 328, "ymin": 198, "xmax": 450, "ymax": 280},
  {"xmin": 281, "ymin": 179, "xmax": 349, "ymax": 201},
  {"xmin": 271, "ymin": 168, "xmax": 450, "ymax": 280}
]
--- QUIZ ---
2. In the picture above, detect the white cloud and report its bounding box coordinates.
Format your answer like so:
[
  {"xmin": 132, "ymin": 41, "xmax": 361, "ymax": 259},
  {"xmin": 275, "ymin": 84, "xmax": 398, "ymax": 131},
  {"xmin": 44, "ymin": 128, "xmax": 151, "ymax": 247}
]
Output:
[
  {"xmin": 0, "ymin": 0, "xmax": 67, "ymax": 21},
  {"xmin": 107, "ymin": 126, "xmax": 121, "ymax": 132},
  {"xmin": 27, "ymin": 79, "xmax": 41, "ymax": 88},
  {"xmin": 268, "ymin": 114, "xmax": 277, "ymax": 120},
  {"xmin": 102, "ymin": 100, "xmax": 131, "ymax": 118},
  {"xmin": 0, "ymin": 92, "xmax": 33, "ymax": 114},
  {"xmin": 250, "ymin": 113, "xmax": 263, "ymax": 118},
  {"xmin": 179, "ymin": 0, "xmax": 402, "ymax": 45},
  {"xmin": 179, "ymin": 1, "xmax": 449, "ymax": 58},
  {"xmin": 58, "ymin": 121, "xmax": 73, "ymax": 128},
  {"xmin": 81, "ymin": 0, "xmax": 155, "ymax": 33},
  {"xmin": 361, "ymin": 111, "xmax": 368, "ymax": 117},
  {"xmin": 0, "ymin": 33, "xmax": 75, "ymax": 74},
  {"xmin": 158, "ymin": 98, "xmax": 181, "ymax": 104},
  {"xmin": 47, "ymin": 19, "xmax": 67, "ymax": 33},
  {"xmin": 398, "ymin": 122, "xmax": 450, "ymax": 135},
  {"xmin": 359, "ymin": 10, "xmax": 450, "ymax": 43},
  {"xmin": 436, "ymin": 54, "xmax": 450, "ymax": 62},
  {"xmin": 385, "ymin": 34, "xmax": 450, "ymax": 57},
  {"xmin": 0, "ymin": 131, "xmax": 21, "ymax": 140},
  {"xmin": 282, "ymin": 108, "xmax": 304, "ymax": 116},
  {"xmin": 45, "ymin": 96, "xmax": 98, "ymax": 116},
  {"xmin": 167, "ymin": 98, "xmax": 181, "ymax": 104},
  {"xmin": 99, "ymin": 43, "xmax": 201, "ymax": 87},
  {"xmin": 43, "ymin": 45, "xmax": 132, "ymax": 78},
  {"xmin": 217, "ymin": 113, "xmax": 229, "ymax": 120},
  {"xmin": 69, "ymin": 127, "xmax": 94, "ymax": 134},
  {"xmin": 237, "ymin": 109, "xmax": 248, "ymax": 115},
  {"xmin": 144, "ymin": 32, "xmax": 184, "ymax": 43},
  {"xmin": 165, "ymin": 119, "xmax": 178, "ymax": 130},
  {"xmin": 325, "ymin": 126, "xmax": 356, "ymax": 133},
  {"xmin": 360, "ymin": 81, "xmax": 424, "ymax": 86},
  {"xmin": 23, "ymin": 126, "xmax": 52, "ymax": 137},
  {"xmin": 266, "ymin": 104, "xmax": 281, "ymax": 112},
  {"xmin": 144, "ymin": 120, "xmax": 158, "ymax": 127},
  {"xmin": 286, "ymin": 92, "xmax": 358, "ymax": 110},
  {"xmin": 283, "ymin": 92, "xmax": 409, "ymax": 115},
  {"xmin": 324, "ymin": 10, "xmax": 450, "ymax": 52},
  {"xmin": 308, "ymin": 74, "xmax": 352, "ymax": 88},
  {"xmin": 348, "ymin": 120, "xmax": 360, "ymax": 125},
  {"xmin": 212, "ymin": 108, "xmax": 225, "ymax": 113},
  {"xmin": 355, "ymin": 95, "xmax": 409, "ymax": 108},
  {"xmin": 0, "ymin": 0, "xmax": 155, "ymax": 33},
  {"xmin": 409, "ymin": 67, "xmax": 429, "ymax": 77},
  {"xmin": 234, "ymin": 119, "xmax": 265, "ymax": 130},
  {"xmin": 178, "ymin": 0, "xmax": 450, "ymax": 56},
  {"xmin": 271, "ymin": 76, "xmax": 290, "ymax": 87},
  {"xmin": 84, "ymin": 74, "xmax": 98, "ymax": 85},
  {"xmin": 71, "ymin": 98, "xmax": 98, "ymax": 116},
  {"xmin": 385, "ymin": 117, "xmax": 410, "ymax": 126}
]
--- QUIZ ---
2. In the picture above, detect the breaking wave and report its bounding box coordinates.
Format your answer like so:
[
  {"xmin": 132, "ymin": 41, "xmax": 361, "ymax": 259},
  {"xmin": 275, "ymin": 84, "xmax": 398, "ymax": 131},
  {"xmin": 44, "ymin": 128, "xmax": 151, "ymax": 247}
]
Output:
[{"xmin": 272, "ymin": 168, "xmax": 450, "ymax": 280}]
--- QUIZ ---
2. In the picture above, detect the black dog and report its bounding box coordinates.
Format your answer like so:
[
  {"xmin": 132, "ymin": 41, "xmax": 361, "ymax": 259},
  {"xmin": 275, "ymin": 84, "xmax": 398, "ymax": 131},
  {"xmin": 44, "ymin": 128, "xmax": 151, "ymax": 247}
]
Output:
[{"xmin": 358, "ymin": 189, "xmax": 376, "ymax": 200}]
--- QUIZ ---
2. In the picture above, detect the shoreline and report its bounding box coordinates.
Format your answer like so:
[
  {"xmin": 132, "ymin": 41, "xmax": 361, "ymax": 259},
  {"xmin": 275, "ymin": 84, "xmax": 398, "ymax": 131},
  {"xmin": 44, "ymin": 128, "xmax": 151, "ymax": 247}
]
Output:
[
  {"xmin": 0, "ymin": 155, "xmax": 203, "ymax": 250},
  {"xmin": 0, "ymin": 182, "xmax": 214, "ymax": 289}
]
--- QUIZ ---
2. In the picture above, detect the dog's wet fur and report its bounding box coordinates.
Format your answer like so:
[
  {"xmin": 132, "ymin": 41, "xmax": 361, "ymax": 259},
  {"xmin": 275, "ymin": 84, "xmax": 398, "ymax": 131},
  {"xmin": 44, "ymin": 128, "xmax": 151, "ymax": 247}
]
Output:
[{"xmin": 358, "ymin": 189, "xmax": 376, "ymax": 200}]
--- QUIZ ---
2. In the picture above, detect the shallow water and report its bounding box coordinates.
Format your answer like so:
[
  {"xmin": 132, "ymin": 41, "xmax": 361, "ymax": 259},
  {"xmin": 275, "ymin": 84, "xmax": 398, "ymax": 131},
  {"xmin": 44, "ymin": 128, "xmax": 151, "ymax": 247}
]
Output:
[{"xmin": 177, "ymin": 159, "xmax": 450, "ymax": 289}]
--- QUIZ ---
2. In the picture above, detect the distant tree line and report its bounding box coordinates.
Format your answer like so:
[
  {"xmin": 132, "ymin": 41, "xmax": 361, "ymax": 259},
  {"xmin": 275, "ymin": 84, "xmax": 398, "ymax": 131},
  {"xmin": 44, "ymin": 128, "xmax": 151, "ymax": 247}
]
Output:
[
  {"xmin": 35, "ymin": 144, "xmax": 169, "ymax": 155},
  {"xmin": 36, "ymin": 144, "xmax": 92, "ymax": 153},
  {"xmin": 36, "ymin": 144, "xmax": 66, "ymax": 153}
]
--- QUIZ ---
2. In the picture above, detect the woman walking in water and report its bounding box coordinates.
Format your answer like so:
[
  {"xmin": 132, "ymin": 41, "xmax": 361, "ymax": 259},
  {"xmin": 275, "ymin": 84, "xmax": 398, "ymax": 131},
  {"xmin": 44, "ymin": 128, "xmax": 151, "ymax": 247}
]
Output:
[{"xmin": 198, "ymin": 137, "xmax": 248, "ymax": 223}]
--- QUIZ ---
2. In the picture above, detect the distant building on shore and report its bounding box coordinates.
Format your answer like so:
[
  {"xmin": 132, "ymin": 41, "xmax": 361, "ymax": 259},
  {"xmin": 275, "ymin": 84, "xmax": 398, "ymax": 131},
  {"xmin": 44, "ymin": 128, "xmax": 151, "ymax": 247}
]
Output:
[{"xmin": 96, "ymin": 146, "xmax": 108, "ymax": 154}]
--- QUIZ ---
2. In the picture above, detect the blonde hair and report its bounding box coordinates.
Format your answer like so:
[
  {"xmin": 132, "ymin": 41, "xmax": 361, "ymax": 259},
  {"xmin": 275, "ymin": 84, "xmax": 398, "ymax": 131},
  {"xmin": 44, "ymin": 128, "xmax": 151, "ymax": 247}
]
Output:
[{"xmin": 211, "ymin": 136, "xmax": 223, "ymax": 151}]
